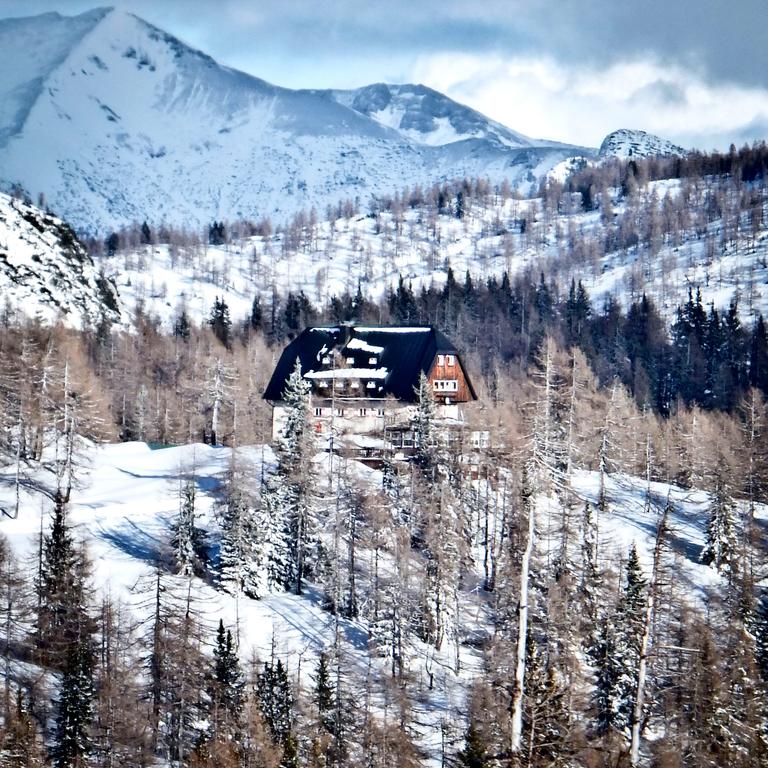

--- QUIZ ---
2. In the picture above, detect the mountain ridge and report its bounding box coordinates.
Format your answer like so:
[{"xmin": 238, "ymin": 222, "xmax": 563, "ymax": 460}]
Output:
[
  {"xmin": 599, "ymin": 128, "xmax": 687, "ymax": 159},
  {"xmin": 0, "ymin": 191, "xmax": 122, "ymax": 327},
  {"xmin": 0, "ymin": 7, "xmax": 587, "ymax": 233},
  {"xmin": 0, "ymin": 8, "xmax": 681, "ymax": 234}
]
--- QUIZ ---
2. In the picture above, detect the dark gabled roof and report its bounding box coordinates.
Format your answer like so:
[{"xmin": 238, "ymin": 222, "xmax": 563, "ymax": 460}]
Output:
[{"xmin": 263, "ymin": 325, "xmax": 477, "ymax": 402}]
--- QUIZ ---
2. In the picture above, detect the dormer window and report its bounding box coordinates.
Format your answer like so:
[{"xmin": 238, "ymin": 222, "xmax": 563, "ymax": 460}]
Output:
[
  {"xmin": 322, "ymin": 356, "xmax": 330, "ymax": 365},
  {"xmin": 346, "ymin": 357, "xmax": 354, "ymax": 365},
  {"xmin": 368, "ymin": 357, "xmax": 377, "ymax": 365}
]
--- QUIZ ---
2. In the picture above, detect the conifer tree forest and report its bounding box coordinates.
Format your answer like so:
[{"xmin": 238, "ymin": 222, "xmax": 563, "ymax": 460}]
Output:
[{"xmin": 2, "ymin": 145, "xmax": 768, "ymax": 767}]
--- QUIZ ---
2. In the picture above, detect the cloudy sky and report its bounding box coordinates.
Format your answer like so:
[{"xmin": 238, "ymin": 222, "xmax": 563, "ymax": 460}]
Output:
[{"xmin": 2, "ymin": 0, "xmax": 767, "ymax": 150}]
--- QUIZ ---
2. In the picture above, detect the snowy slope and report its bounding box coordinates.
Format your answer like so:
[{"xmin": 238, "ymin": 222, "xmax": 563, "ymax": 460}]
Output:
[
  {"xmin": 99, "ymin": 176, "xmax": 768, "ymax": 332},
  {"xmin": 599, "ymin": 128, "xmax": 687, "ymax": 159},
  {"xmin": 0, "ymin": 8, "xmax": 589, "ymax": 234},
  {"xmin": 0, "ymin": 438, "xmax": 746, "ymax": 762},
  {"xmin": 0, "ymin": 192, "xmax": 122, "ymax": 327},
  {"xmin": 333, "ymin": 82, "xmax": 542, "ymax": 149}
]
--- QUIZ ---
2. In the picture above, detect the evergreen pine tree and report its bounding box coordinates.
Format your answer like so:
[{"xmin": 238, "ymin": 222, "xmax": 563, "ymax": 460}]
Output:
[
  {"xmin": 52, "ymin": 636, "xmax": 94, "ymax": 768},
  {"xmin": 172, "ymin": 480, "xmax": 203, "ymax": 576},
  {"xmin": 700, "ymin": 473, "xmax": 738, "ymax": 577},
  {"xmin": 613, "ymin": 544, "xmax": 647, "ymax": 732},
  {"xmin": 173, "ymin": 308, "xmax": 191, "ymax": 341},
  {"xmin": 313, "ymin": 652, "xmax": 334, "ymax": 734},
  {"xmin": 593, "ymin": 544, "xmax": 647, "ymax": 736},
  {"xmin": 250, "ymin": 294, "xmax": 263, "ymax": 331},
  {"xmin": 257, "ymin": 659, "xmax": 297, "ymax": 768},
  {"xmin": 412, "ymin": 371, "xmax": 437, "ymax": 472},
  {"xmin": 269, "ymin": 360, "xmax": 317, "ymax": 595},
  {"xmin": 218, "ymin": 485, "xmax": 273, "ymax": 598},
  {"xmin": 457, "ymin": 722, "xmax": 488, "ymax": 768},
  {"xmin": 36, "ymin": 499, "xmax": 89, "ymax": 666},
  {"xmin": 208, "ymin": 619, "xmax": 244, "ymax": 738},
  {"xmin": 580, "ymin": 502, "xmax": 601, "ymax": 661},
  {"xmin": 593, "ymin": 617, "xmax": 620, "ymax": 736},
  {"xmin": 209, "ymin": 297, "xmax": 233, "ymax": 349}
]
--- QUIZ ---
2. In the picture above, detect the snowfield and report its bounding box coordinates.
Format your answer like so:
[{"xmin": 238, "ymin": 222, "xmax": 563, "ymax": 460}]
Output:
[{"xmin": 0, "ymin": 438, "xmax": 749, "ymax": 762}]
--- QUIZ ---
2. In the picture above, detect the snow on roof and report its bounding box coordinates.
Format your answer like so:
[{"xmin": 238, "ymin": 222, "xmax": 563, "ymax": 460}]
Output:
[
  {"xmin": 263, "ymin": 325, "xmax": 477, "ymax": 402},
  {"xmin": 305, "ymin": 367, "xmax": 389, "ymax": 380},
  {"xmin": 345, "ymin": 337, "xmax": 384, "ymax": 354},
  {"xmin": 354, "ymin": 326, "xmax": 431, "ymax": 333},
  {"xmin": 342, "ymin": 434, "xmax": 388, "ymax": 449}
]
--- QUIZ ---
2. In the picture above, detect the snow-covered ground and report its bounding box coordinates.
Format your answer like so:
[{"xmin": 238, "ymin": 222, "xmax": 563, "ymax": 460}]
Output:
[
  {"xmin": 0, "ymin": 438, "xmax": 751, "ymax": 761},
  {"xmin": 100, "ymin": 178, "xmax": 768, "ymax": 331}
]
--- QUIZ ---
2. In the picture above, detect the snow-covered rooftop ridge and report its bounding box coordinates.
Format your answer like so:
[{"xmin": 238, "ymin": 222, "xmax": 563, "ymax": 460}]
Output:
[
  {"xmin": 344, "ymin": 337, "xmax": 385, "ymax": 354},
  {"xmin": 304, "ymin": 367, "xmax": 389, "ymax": 380},
  {"xmin": 354, "ymin": 326, "xmax": 432, "ymax": 333}
]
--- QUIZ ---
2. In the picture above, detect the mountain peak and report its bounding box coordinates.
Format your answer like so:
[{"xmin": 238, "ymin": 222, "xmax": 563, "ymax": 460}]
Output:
[
  {"xmin": 0, "ymin": 7, "xmax": 592, "ymax": 233},
  {"xmin": 598, "ymin": 128, "xmax": 686, "ymax": 159}
]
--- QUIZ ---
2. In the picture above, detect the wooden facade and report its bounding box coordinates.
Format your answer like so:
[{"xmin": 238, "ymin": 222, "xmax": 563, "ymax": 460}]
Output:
[{"xmin": 427, "ymin": 352, "xmax": 473, "ymax": 404}]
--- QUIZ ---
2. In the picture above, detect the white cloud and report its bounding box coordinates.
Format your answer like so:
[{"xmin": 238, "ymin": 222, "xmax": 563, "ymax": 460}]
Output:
[{"xmin": 411, "ymin": 53, "xmax": 768, "ymax": 150}]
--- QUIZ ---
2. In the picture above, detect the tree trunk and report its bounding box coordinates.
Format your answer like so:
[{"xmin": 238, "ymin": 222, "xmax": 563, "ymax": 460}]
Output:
[{"xmin": 510, "ymin": 482, "xmax": 535, "ymax": 754}]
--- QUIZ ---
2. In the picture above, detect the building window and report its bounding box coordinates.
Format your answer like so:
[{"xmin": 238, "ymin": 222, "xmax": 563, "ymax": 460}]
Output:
[
  {"xmin": 346, "ymin": 357, "xmax": 354, "ymax": 365},
  {"xmin": 366, "ymin": 381, "xmax": 376, "ymax": 389},
  {"xmin": 437, "ymin": 354, "xmax": 445, "ymax": 366},
  {"xmin": 333, "ymin": 407, "xmax": 345, "ymax": 417},
  {"xmin": 368, "ymin": 356, "xmax": 377, "ymax": 365},
  {"xmin": 359, "ymin": 408, "xmax": 367, "ymax": 417},
  {"xmin": 433, "ymin": 379, "xmax": 459, "ymax": 392},
  {"xmin": 446, "ymin": 354, "xmax": 455, "ymax": 366},
  {"xmin": 314, "ymin": 407, "xmax": 323, "ymax": 416},
  {"xmin": 350, "ymin": 381, "xmax": 360, "ymax": 389},
  {"xmin": 377, "ymin": 407, "xmax": 385, "ymax": 416},
  {"xmin": 322, "ymin": 356, "xmax": 330, "ymax": 365}
]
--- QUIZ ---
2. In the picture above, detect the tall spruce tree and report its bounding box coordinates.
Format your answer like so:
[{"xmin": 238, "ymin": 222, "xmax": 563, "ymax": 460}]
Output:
[
  {"xmin": 412, "ymin": 372, "xmax": 437, "ymax": 473},
  {"xmin": 172, "ymin": 479, "xmax": 204, "ymax": 576},
  {"xmin": 613, "ymin": 545, "xmax": 647, "ymax": 732},
  {"xmin": 267, "ymin": 360, "xmax": 317, "ymax": 595},
  {"xmin": 700, "ymin": 473, "xmax": 738, "ymax": 577},
  {"xmin": 257, "ymin": 659, "xmax": 298, "ymax": 768},
  {"xmin": 36, "ymin": 499, "xmax": 89, "ymax": 666},
  {"xmin": 52, "ymin": 637, "xmax": 94, "ymax": 768},
  {"xmin": 209, "ymin": 296, "xmax": 232, "ymax": 349},
  {"xmin": 212, "ymin": 620, "xmax": 244, "ymax": 722},
  {"xmin": 594, "ymin": 544, "xmax": 647, "ymax": 735}
]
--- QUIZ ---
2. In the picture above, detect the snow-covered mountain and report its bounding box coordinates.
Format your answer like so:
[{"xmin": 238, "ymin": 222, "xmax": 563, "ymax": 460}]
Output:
[
  {"xmin": 331, "ymin": 83, "xmax": 553, "ymax": 150},
  {"xmin": 0, "ymin": 192, "xmax": 122, "ymax": 327},
  {"xmin": 598, "ymin": 128, "xmax": 687, "ymax": 159},
  {"xmin": 0, "ymin": 7, "xmax": 589, "ymax": 234}
]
